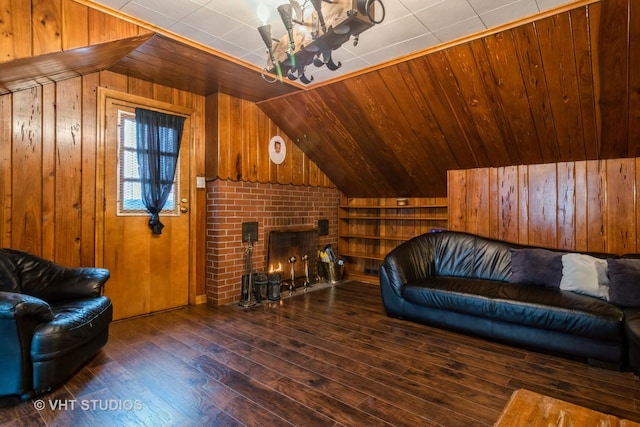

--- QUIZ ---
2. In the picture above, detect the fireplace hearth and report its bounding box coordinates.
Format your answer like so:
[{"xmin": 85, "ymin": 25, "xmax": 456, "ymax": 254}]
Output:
[{"xmin": 267, "ymin": 228, "xmax": 319, "ymax": 287}]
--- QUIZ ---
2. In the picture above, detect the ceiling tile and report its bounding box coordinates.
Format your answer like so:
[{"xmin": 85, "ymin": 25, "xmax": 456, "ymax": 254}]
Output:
[
  {"xmin": 414, "ymin": 0, "xmax": 479, "ymax": 32},
  {"xmin": 536, "ymin": 0, "xmax": 575, "ymax": 11},
  {"xmin": 204, "ymin": 0, "xmax": 265, "ymax": 28},
  {"xmin": 433, "ymin": 16, "xmax": 487, "ymax": 43},
  {"xmin": 359, "ymin": 32, "xmax": 441, "ymax": 65},
  {"xmin": 376, "ymin": 0, "xmax": 421, "ymax": 22},
  {"xmin": 397, "ymin": 0, "xmax": 446, "ymax": 13},
  {"xmin": 353, "ymin": 14, "xmax": 429, "ymax": 53},
  {"xmin": 99, "ymin": 0, "xmax": 129, "ymax": 9},
  {"xmin": 211, "ymin": 37, "xmax": 254, "ymax": 59},
  {"xmin": 169, "ymin": 21, "xmax": 220, "ymax": 46},
  {"xmin": 218, "ymin": 23, "xmax": 265, "ymax": 53},
  {"xmin": 241, "ymin": 49, "xmax": 268, "ymax": 69},
  {"xmin": 479, "ymin": 0, "xmax": 540, "ymax": 28},
  {"xmin": 130, "ymin": 0, "xmax": 201, "ymax": 21},
  {"xmin": 467, "ymin": 0, "xmax": 520, "ymax": 15},
  {"xmin": 121, "ymin": 2, "xmax": 178, "ymax": 29},
  {"xmin": 180, "ymin": 6, "xmax": 243, "ymax": 37}
]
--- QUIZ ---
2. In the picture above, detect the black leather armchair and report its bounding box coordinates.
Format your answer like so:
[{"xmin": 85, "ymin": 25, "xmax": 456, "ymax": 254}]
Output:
[{"xmin": 0, "ymin": 248, "xmax": 112, "ymax": 398}]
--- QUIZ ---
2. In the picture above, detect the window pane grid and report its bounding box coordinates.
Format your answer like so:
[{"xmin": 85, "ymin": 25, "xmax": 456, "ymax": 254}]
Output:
[{"xmin": 117, "ymin": 111, "xmax": 179, "ymax": 217}]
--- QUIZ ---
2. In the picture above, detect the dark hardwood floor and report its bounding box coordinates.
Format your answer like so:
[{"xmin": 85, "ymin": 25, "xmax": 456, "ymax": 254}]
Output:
[{"xmin": 2, "ymin": 281, "xmax": 640, "ymax": 426}]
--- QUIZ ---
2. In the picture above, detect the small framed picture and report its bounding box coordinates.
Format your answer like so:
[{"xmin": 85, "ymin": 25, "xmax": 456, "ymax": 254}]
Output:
[{"xmin": 268, "ymin": 135, "xmax": 286, "ymax": 165}]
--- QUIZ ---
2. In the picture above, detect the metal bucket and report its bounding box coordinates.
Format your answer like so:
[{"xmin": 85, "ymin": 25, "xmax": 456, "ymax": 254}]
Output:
[{"xmin": 319, "ymin": 261, "xmax": 344, "ymax": 283}]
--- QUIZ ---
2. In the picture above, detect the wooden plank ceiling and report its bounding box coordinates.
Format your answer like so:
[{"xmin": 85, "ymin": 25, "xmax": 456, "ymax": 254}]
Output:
[
  {"xmin": 107, "ymin": 34, "xmax": 302, "ymax": 102},
  {"xmin": 258, "ymin": 0, "xmax": 639, "ymax": 197},
  {"xmin": 0, "ymin": 32, "xmax": 301, "ymax": 102},
  {"xmin": 0, "ymin": 34, "xmax": 153, "ymax": 95}
]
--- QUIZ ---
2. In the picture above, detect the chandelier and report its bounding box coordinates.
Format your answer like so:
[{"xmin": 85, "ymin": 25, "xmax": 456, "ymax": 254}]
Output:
[{"xmin": 257, "ymin": 0, "xmax": 385, "ymax": 84}]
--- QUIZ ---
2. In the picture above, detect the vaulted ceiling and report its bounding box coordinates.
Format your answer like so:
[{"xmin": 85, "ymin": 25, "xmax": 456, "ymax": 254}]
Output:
[
  {"xmin": 257, "ymin": 0, "xmax": 639, "ymax": 197},
  {"xmin": 3, "ymin": 0, "xmax": 635, "ymax": 198}
]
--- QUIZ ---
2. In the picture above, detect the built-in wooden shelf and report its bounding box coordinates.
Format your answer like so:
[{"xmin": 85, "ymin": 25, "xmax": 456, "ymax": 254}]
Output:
[{"xmin": 338, "ymin": 196, "xmax": 448, "ymax": 284}]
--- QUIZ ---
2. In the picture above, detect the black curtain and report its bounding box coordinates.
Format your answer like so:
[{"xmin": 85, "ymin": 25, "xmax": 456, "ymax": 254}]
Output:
[{"xmin": 135, "ymin": 108, "xmax": 186, "ymax": 234}]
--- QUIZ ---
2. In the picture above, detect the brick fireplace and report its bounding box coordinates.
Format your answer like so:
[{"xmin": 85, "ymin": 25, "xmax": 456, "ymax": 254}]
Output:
[
  {"xmin": 267, "ymin": 228, "xmax": 320, "ymax": 285},
  {"xmin": 205, "ymin": 179, "xmax": 341, "ymax": 305}
]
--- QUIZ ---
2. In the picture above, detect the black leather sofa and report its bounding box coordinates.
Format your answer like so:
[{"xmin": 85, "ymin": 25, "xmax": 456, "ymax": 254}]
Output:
[
  {"xmin": 379, "ymin": 231, "xmax": 640, "ymax": 369},
  {"xmin": 0, "ymin": 248, "xmax": 112, "ymax": 398}
]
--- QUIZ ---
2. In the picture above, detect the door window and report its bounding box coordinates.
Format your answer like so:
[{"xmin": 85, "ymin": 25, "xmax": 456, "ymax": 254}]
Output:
[{"xmin": 116, "ymin": 110, "xmax": 180, "ymax": 216}]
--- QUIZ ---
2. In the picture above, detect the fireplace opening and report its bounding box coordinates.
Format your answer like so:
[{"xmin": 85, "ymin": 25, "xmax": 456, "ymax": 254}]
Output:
[{"xmin": 267, "ymin": 228, "xmax": 319, "ymax": 284}]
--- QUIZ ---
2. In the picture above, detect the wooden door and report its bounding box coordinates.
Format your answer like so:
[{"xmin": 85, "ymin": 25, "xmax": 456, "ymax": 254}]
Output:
[{"xmin": 100, "ymin": 96, "xmax": 191, "ymax": 320}]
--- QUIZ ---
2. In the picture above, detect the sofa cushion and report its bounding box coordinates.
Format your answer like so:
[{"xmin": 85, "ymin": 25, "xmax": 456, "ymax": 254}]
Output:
[
  {"xmin": 431, "ymin": 232, "xmax": 512, "ymax": 281},
  {"xmin": 31, "ymin": 296, "xmax": 112, "ymax": 362},
  {"xmin": 608, "ymin": 258, "xmax": 640, "ymax": 307},
  {"xmin": 560, "ymin": 254, "xmax": 609, "ymax": 300},
  {"xmin": 509, "ymin": 248, "xmax": 564, "ymax": 288},
  {"xmin": 402, "ymin": 277, "xmax": 623, "ymax": 340}
]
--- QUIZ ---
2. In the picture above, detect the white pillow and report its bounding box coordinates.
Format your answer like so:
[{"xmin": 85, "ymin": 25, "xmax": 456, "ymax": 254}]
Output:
[{"xmin": 560, "ymin": 253, "xmax": 610, "ymax": 300}]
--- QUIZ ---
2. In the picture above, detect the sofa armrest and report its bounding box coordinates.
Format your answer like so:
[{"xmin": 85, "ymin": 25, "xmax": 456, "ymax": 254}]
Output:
[
  {"xmin": 0, "ymin": 291, "xmax": 53, "ymax": 321},
  {"xmin": 380, "ymin": 234, "xmax": 436, "ymax": 296}
]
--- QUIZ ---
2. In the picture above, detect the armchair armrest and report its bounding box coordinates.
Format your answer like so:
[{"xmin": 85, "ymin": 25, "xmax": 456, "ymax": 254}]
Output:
[
  {"xmin": 50, "ymin": 267, "xmax": 111, "ymax": 299},
  {"xmin": 0, "ymin": 249, "xmax": 110, "ymax": 301},
  {"xmin": 22, "ymin": 264, "xmax": 111, "ymax": 302},
  {"xmin": 0, "ymin": 291, "xmax": 53, "ymax": 321}
]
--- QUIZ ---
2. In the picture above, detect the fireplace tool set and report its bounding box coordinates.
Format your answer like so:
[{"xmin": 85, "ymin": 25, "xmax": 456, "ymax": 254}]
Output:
[{"xmin": 238, "ymin": 236, "xmax": 259, "ymax": 308}]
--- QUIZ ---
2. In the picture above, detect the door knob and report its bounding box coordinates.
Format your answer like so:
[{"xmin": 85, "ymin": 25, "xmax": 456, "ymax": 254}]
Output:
[{"xmin": 180, "ymin": 206, "xmax": 189, "ymax": 213}]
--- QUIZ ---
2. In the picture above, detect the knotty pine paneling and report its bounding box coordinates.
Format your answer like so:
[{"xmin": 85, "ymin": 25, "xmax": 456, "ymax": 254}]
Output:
[
  {"xmin": 208, "ymin": 92, "xmax": 335, "ymax": 189},
  {"xmin": 32, "ymin": 0, "xmax": 62, "ymax": 56},
  {"xmin": 447, "ymin": 158, "xmax": 640, "ymax": 254},
  {"xmin": 62, "ymin": 0, "xmax": 89, "ymax": 50},
  {"xmin": 12, "ymin": 87, "xmax": 43, "ymax": 255},
  {"xmin": 0, "ymin": 0, "xmax": 31, "ymax": 62},
  {"xmin": 599, "ymin": 0, "xmax": 630, "ymax": 157},
  {"xmin": 0, "ymin": 72, "xmax": 207, "ymax": 270},
  {"xmin": 0, "ymin": 94, "xmax": 11, "ymax": 247},
  {"xmin": 631, "ymin": 0, "xmax": 640, "ymax": 156},
  {"xmin": 0, "ymin": 0, "xmax": 147, "ymax": 66}
]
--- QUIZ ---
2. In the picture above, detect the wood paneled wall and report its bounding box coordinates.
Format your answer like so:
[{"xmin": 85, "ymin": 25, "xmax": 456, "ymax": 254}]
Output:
[
  {"xmin": 0, "ymin": 0, "xmax": 151, "ymax": 62},
  {"xmin": 0, "ymin": 0, "xmax": 207, "ymax": 294},
  {"xmin": 448, "ymin": 158, "xmax": 640, "ymax": 254},
  {"xmin": 206, "ymin": 92, "xmax": 334, "ymax": 188},
  {"xmin": 0, "ymin": 71, "xmax": 206, "ymax": 270}
]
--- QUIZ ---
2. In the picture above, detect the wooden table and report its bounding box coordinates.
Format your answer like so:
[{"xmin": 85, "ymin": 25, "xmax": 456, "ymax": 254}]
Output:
[{"xmin": 495, "ymin": 389, "xmax": 640, "ymax": 426}]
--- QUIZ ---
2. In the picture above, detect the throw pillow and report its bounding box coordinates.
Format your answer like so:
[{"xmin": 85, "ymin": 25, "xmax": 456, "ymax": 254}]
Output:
[
  {"xmin": 509, "ymin": 248, "xmax": 564, "ymax": 288},
  {"xmin": 560, "ymin": 253, "xmax": 609, "ymax": 300},
  {"xmin": 607, "ymin": 258, "xmax": 640, "ymax": 307}
]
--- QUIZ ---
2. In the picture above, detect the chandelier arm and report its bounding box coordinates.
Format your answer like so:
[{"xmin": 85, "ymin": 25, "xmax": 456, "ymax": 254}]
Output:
[
  {"xmin": 326, "ymin": 55, "xmax": 341, "ymax": 71},
  {"xmin": 366, "ymin": 0, "xmax": 385, "ymax": 24},
  {"xmin": 300, "ymin": 73, "xmax": 313, "ymax": 84},
  {"xmin": 261, "ymin": 67, "xmax": 278, "ymax": 84}
]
